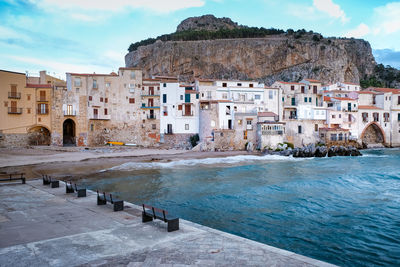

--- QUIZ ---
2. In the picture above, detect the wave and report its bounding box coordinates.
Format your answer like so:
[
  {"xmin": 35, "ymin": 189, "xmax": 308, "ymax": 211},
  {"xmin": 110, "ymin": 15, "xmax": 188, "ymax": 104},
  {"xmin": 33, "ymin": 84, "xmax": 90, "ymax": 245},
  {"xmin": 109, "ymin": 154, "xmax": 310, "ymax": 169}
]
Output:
[{"xmin": 101, "ymin": 154, "xmax": 310, "ymax": 172}]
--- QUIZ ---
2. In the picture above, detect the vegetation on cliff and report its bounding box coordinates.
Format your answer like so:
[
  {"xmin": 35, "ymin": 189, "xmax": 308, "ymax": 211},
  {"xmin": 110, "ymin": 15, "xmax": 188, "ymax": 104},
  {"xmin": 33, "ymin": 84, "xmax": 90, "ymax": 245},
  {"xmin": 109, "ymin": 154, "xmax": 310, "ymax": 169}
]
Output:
[
  {"xmin": 128, "ymin": 27, "xmax": 286, "ymax": 52},
  {"xmin": 360, "ymin": 64, "xmax": 400, "ymax": 88}
]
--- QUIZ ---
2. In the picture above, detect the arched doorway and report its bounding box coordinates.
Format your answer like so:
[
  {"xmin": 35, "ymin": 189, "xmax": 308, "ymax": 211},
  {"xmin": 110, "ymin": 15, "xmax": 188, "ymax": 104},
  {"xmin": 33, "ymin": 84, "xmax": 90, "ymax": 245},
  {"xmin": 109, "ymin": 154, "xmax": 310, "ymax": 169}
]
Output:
[
  {"xmin": 361, "ymin": 122, "xmax": 385, "ymax": 147},
  {"xmin": 63, "ymin": 119, "xmax": 76, "ymax": 146},
  {"xmin": 28, "ymin": 126, "xmax": 51, "ymax": 145}
]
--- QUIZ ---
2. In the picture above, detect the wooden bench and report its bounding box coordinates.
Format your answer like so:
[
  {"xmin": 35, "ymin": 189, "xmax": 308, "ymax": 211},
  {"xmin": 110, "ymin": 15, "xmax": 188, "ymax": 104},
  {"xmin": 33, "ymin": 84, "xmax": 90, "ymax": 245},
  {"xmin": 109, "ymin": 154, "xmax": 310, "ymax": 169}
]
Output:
[
  {"xmin": 0, "ymin": 173, "xmax": 26, "ymax": 184},
  {"xmin": 97, "ymin": 190, "xmax": 123, "ymax": 211},
  {"xmin": 142, "ymin": 204, "xmax": 179, "ymax": 232},
  {"xmin": 42, "ymin": 175, "xmax": 59, "ymax": 188},
  {"xmin": 65, "ymin": 181, "xmax": 86, "ymax": 197}
]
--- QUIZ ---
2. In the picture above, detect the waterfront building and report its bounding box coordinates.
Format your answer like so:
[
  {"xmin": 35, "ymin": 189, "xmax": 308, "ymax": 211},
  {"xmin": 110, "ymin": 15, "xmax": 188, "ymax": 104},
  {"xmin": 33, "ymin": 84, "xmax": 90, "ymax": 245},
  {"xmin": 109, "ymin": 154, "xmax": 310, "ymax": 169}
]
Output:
[
  {"xmin": 141, "ymin": 78, "xmax": 161, "ymax": 144},
  {"xmin": 322, "ymin": 82, "xmax": 361, "ymax": 92},
  {"xmin": 0, "ymin": 70, "xmax": 63, "ymax": 147}
]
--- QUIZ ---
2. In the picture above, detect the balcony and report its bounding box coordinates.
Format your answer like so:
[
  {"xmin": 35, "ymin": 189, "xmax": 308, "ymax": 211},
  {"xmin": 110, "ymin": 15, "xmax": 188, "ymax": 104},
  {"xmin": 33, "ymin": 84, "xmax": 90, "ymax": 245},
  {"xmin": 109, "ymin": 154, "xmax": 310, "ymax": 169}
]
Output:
[
  {"xmin": 246, "ymin": 125, "xmax": 253, "ymax": 130},
  {"xmin": 90, "ymin": 114, "xmax": 110, "ymax": 120},
  {"xmin": 262, "ymin": 130, "xmax": 284, "ymax": 135},
  {"xmin": 37, "ymin": 109, "xmax": 49, "ymax": 115},
  {"xmin": 141, "ymin": 104, "xmax": 160, "ymax": 109},
  {"xmin": 183, "ymin": 111, "xmax": 194, "ymax": 116},
  {"xmin": 64, "ymin": 110, "xmax": 77, "ymax": 116},
  {"xmin": 141, "ymin": 92, "xmax": 160, "ymax": 97},
  {"xmin": 8, "ymin": 107, "xmax": 22, "ymax": 114},
  {"xmin": 38, "ymin": 97, "xmax": 48, "ymax": 102},
  {"xmin": 147, "ymin": 114, "xmax": 156, "ymax": 119},
  {"xmin": 8, "ymin": 92, "xmax": 21, "ymax": 99}
]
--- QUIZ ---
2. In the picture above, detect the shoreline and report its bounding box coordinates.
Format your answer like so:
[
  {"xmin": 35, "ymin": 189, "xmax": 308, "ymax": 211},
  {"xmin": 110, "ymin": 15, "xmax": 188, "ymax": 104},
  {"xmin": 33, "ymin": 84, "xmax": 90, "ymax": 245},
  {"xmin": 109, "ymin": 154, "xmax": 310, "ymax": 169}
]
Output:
[{"xmin": 0, "ymin": 146, "xmax": 260, "ymax": 179}]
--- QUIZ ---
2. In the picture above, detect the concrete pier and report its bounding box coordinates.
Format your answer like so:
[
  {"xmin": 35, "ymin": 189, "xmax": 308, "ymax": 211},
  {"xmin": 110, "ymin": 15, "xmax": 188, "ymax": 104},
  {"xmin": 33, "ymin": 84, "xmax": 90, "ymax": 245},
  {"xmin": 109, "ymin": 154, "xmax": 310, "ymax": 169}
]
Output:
[{"xmin": 0, "ymin": 180, "xmax": 335, "ymax": 266}]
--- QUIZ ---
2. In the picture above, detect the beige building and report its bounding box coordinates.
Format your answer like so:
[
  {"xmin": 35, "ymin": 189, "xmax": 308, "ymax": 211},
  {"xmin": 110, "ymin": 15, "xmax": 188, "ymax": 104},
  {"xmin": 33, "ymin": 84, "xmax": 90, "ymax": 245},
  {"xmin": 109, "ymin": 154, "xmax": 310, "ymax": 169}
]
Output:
[{"xmin": 0, "ymin": 70, "xmax": 62, "ymax": 147}]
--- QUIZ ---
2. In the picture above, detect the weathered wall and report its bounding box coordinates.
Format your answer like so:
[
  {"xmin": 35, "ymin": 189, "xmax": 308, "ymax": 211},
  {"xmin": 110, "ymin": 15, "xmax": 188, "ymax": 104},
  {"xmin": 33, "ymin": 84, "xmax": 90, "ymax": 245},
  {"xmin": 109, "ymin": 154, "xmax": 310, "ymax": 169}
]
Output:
[{"xmin": 162, "ymin": 133, "xmax": 193, "ymax": 149}]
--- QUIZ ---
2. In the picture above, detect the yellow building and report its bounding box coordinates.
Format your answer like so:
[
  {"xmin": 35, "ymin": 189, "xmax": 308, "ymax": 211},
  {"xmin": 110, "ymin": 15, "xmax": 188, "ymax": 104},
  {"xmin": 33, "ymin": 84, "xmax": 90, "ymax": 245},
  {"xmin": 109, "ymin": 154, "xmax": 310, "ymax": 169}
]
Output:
[{"xmin": 0, "ymin": 69, "xmax": 64, "ymax": 146}]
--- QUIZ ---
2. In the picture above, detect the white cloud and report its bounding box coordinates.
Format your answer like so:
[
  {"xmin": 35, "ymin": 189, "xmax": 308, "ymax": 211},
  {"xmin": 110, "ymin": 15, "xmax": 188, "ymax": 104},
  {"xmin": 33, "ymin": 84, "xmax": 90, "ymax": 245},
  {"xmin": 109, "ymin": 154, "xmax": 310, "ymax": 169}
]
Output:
[
  {"xmin": 313, "ymin": 0, "xmax": 348, "ymax": 23},
  {"xmin": 32, "ymin": 0, "xmax": 205, "ymax": 13},
  {"xmin": 7, "ymin": 55, "xmax": 113, "ymax": 77},
  {"xmin": 0, "ymin": 25, "xmax": 32, "ymax": 42},
  {"xmin": 372, "ymin": 2, "xmax": 400, "ymax": 35},
  {"xmin": 345, "ymin": 23, "xmax": 370, "ymax": 38}
]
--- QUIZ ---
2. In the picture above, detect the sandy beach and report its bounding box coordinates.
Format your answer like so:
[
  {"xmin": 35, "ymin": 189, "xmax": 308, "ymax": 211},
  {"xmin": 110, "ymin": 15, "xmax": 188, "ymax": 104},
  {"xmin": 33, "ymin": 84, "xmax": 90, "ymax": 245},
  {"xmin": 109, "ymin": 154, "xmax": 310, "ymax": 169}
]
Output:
[{"xmin": 0, "ymin": 146, "xmax": 258, "ymax": 179}]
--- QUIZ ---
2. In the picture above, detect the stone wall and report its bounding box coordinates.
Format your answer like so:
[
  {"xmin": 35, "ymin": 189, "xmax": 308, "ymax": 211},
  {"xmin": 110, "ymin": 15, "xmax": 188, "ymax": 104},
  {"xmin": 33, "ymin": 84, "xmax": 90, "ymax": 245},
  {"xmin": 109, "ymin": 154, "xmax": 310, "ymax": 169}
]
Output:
[
  {"xmin": 0, "ymin": 133, "xmax": 30, "ymax": 147},
  {"xmin": 162, "ymin": 133, "xmax": 193, "ymax": 149}
]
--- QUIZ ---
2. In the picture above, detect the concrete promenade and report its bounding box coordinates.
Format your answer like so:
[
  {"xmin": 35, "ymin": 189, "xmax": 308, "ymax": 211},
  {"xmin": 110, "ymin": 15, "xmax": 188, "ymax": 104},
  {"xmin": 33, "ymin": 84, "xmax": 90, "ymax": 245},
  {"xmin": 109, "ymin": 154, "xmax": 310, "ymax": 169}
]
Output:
[{"xmin": 0, "ymin": 180, "xmax": 336, "ymax": 267}]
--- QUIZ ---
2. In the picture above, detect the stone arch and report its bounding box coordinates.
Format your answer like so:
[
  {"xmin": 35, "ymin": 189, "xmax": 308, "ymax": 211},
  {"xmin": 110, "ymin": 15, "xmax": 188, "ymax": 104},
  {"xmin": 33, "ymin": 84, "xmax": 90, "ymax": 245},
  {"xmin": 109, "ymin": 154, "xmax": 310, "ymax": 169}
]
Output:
[
  {"xmin": 360, "ymin": 122, "xmax": 386, "ymax": 146},
  {"xmin": 27, "ymin": 125, "xmax": 51, "ymax": 145},
  {"xmin": 63, "ymin": 119, "xmax": 76, "ymax": 146}
]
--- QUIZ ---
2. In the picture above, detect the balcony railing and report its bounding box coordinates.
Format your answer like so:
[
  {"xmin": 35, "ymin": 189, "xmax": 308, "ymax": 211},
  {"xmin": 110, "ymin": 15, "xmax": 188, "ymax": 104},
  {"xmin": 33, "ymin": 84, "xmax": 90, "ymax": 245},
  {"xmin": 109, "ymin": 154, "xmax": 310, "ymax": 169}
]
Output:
[
  {"xmin": 147, "ymin": 114, "xmax": 156, "ymax": 119},
  {"xmin": 262, "ymin": 130, "xmax": 284, "ymax": 135},
  {"xmin": 8, "ymin": 107, "xmax": 22, "ymax": 114},
  {"xmin": 64, "ymin": 110, "xmax": 77, "ymax": 116},
  {"xmin": 37, "ymin": 109, "xmax": 49, "ymax": 115},
  {"xmin": 183, "ymin": 111, "xmax": 194, "ymax": 116},
  {"xmin": 38, "ymin": 97, "xmax": 48, "ymax": 102},
  {"xmin": 141, "ymin": 92, "xmax": 160, "ymax": 97},
  {"xmin": 8, "ymin": 92, "xmax": 21, "ymax": 99}
]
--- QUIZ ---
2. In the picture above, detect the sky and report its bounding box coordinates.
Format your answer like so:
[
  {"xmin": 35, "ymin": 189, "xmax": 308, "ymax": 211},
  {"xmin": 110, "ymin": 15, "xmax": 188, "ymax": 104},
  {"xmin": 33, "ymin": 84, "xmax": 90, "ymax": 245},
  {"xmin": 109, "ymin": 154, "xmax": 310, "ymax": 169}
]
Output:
[{"xmin": 1, "ymin": 0, "xmax": 400, "ymax": 79}]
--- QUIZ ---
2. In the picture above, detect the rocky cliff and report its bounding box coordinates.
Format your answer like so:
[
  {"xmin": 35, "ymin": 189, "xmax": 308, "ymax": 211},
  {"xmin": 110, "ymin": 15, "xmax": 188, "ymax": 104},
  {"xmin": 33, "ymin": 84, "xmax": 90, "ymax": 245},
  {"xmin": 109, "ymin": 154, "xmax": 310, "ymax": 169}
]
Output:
[{"xmin": 125, "ymin": 16, "xmax": 376, "ymax": 85}]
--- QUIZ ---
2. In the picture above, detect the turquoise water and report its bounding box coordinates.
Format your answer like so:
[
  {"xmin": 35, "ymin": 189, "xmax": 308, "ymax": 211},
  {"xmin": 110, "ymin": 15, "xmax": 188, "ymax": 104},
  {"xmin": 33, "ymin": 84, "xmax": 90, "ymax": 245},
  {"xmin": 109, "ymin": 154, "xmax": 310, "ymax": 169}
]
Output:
[{"xmin": 82, "ymin": 149, "xmax": 400, "ymax": 266}]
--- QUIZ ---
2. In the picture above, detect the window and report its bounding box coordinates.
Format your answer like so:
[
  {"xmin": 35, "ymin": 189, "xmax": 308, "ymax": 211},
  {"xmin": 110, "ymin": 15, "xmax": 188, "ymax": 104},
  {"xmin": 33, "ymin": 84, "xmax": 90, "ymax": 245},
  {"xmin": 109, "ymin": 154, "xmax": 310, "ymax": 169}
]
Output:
[
  {"xmin": 100, "ymin": 97, "xmax": 103, "ymax": 102},
  {"xmin": 37, "ymin": 103, "xmax": 48, "ymax": 114},
  {"xmin": 93, "ymin": 79, "xmax": 98, "ymax": 89},
  {"xmin": 315, "ymin": 124, "xmax": 318, "ymax": 131},
  {"xmin": 304, "ymin": 97, "xmax": 307, "ymax": 103},
  {"xmin": 238, "ymin": 119, "xmax": 242, "ymax": 125},
  {"xmin": 291, "ymin": 85, "xmax": 295, "ymax": 91},
  {"xmin": 90, "ymin": 124, "xmax": 94, "ymax": 131},
  {"xmin": 255, "ymin": 94, "xmax": 261, "ymax": 100},
  {"xmin": 178, "ymin": 105, "xmax": 182, "ymax": 110},
  {"xmin": 185, "ymin": 124, "xmax": 189, "ymax": 130},
  {"xmin": 105, "ymin": 98, "xmax": 108, "ymax": 103},
  {"xmin": 384, "ymin": 112, "xmax": 390, "ymax": 122},
  {"xmin": 207, "ymin": 91, "xmax": 212, "ymax": 99},
  {"xmin": 301, "ymin": 86, "xmax": 305, "ymax": 93},
  {"xmin": 27, "ymin": 94, "xmax": 31, "ymax": 101},
  {"xmin": 104, "ymin": 108, "xmax": 108, "ymax": 115},
  {"xmin": 249, "ymin": 84, "xmax": 253, "ymax": 88},
  {"xmin": 313, "ymin": 85, "xmax": 317, "ymax": 94},
  {"xmin": 222, "ymin": 83, "xmax": 227, "ymax": 87},
  {"xmin": 180, "ymin": 95, "xmax": 183, "ymax": 100},
  {"xmin": 163, "ymin": 106, "xmax": 168, "ymax": 116},
  {"xmin": 40, "ymin": 91, "xmax": 46, "ymax": 101},
  {"xmin": 237, "ymin": 83, "xmax": 242, "ymax": 86},
  {"xmin": 163, "ymin": 83, "xmax": 166, "ymax": 87},
  {"xmin": 398, "ymin": 113, "xmax": 400, "ymax": 121},
  {"xmin": 373, "ymin": 112, "xmax": 379, "ymax": 122},
  {"xmin": 130, "ymin": 71, "xmax": 135, "ymax": 79},
  {"xmin": 27, "ymin": 108, "xmax": 31, "ymax": 114},
  {"xmin": 362, "ymin": 112, "xmax": 368, "ymax": 123},
  {"xmin": 74, "ymin": 78, "xmax": 81, "ymax": 87},
  {"xmin": 338, "ymin": 133, "xmax": 343, "ymax": 141},
  {"xmin": 89, "ymin": 96, "xmax": 92, "ymax": 101},
  {"xmin": 298, "ymin": 125, "xmax": 302, "ymax": 134},
  {"xmin": 269, "ymin": 91, "xmax": 273, "ymax": 99},
  {"xmin": 152, "ymin": 124, "xmax": 156, "ymax": 130},
  {"xmin": 331, "ymin": 134, "xmax": 337, "ymax": 141},
  {"xmin": 309, "ymin": 97, "xmax": 312, "ymax": 102},
  {"xmin": 244, "ymin": 130, "xmax": 247, "ymax": 140},
  {"xmin": 332, "ymin": 115, "xmax": 336, "ymax": 118},
  {"xmin": 163, "ymin": 94, "xmax": 167, "ymax": 103},
  {"xmin": 339, "ymin": 114, "xmax": 341, "ymax": 118},
  {"xmin": 67, "ymin": 105, "xmax": 73, "ymax": 115},
  {"xmin": 106, "ymin": 82, "xmax": 111, "ymax": 88},
  {"xmin": 222, "ymin": 93, "xmax": 228, "ymax": 99},
  {"xmin": 129, "ymin": 98, "xmax": 135, "ymax": 104}
]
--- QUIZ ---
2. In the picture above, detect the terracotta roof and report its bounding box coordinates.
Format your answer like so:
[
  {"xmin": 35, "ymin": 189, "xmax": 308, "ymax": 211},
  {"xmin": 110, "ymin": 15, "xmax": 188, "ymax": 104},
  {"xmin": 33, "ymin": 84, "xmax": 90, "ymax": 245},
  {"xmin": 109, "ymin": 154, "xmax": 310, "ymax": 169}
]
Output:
[
  {"xmin": 332, "ymin": 97, "xmax": 356, "ymax": 101},
  {"xmin": 258, "ymin": 112, "xmax": 278, "ymax": 117},
  {"xmin": 277, "ymin": 81, "xmax": 305, "ymax": 85},
  {"xmin": 357, "ymin": 91, "xmax": 377, "ymax": 94},
  {"xmin": 118, "ymin": 67, "xmax": 141, "ymax": 70},
  {"xmin": 323, "ymin": 96, "xmax": 331, "ymax": 101},
  {"xmin": 371, "ymin": 87, "xmax": 400, "ymax": 94},
  {"xmin": 304, "ymin": 79, "xmax": 321, "ymax": 83},
  {"xmin": 143, "ymin": 83, "xmax": 160, "ymax": 86},
  {"xmin": 26, "ymin": 83, "xmax": 52, "ymax": 88},
  {"xmin": 343, "ymin": 82, "xmax": 360, "ymax": 86},
  {"xmin": 197, "ymin": 78, "xmax": 215, "ymax": 82},
  {"xmin": 358, "ymin": 105, "xmax": 382, "ymax": 110},
  {"xmin": 143, "ymin": 78, "xmax": 161, "ymax": 82},
  {"xmin": 68, "ymin": 73, "xmax": 117, "ymax": 77},
  {"xmin": 319, "ymin": 127, "xmax": 349, "ymax": 132},
  {"xmin": 185, "ymin": 90, "xmax": 197, "ymax": 94}
]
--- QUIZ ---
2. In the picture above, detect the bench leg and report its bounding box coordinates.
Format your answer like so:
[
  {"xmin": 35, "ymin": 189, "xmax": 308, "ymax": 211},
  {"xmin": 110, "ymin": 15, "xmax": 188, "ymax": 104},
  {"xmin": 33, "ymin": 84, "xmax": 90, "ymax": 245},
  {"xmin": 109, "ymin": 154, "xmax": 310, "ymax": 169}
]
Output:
[
  {"xmin": 167, "ymin": 218, "xmax": 179, "ymax": 232},
  {"xmin": 142, "ymin": 211, "xmax": 153, "ymax": 223},
  {"xmin": 66, "ymin": 186, "xmax": 74, "ymax": 193},
  {"xmin": 77, "ymin": 189, "xmax": 86, "ymax": 197},
  {"xmin": 51, "ymin": 181, "xmax": 59, "ymax": 188},
  {"xmin": 22, "ymin": 178, "xmax": 26, "ymax": 184},
  {"xmin": 113, "ymin": 201, "xmax": 124, "ymax": 211},
  {"xmin": 97, "ymin": 197, "xmax": 106, "ymax": 205}
]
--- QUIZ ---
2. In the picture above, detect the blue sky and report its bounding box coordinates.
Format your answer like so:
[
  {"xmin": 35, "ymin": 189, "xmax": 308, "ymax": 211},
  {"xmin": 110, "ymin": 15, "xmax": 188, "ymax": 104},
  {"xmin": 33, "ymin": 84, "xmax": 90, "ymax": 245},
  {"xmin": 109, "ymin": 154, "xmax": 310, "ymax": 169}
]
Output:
[{"xmin": 1, "ymin": 0, "xmax": 400, "ymax": 79}]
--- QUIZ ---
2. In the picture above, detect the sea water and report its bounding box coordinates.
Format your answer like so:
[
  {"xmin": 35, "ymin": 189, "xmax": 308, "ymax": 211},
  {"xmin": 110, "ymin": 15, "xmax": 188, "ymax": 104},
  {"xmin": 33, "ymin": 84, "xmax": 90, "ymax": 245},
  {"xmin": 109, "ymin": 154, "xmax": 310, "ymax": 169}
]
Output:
[{"xmin": 82, "ymin": 148, "xmax": 400, "ymax": 266}]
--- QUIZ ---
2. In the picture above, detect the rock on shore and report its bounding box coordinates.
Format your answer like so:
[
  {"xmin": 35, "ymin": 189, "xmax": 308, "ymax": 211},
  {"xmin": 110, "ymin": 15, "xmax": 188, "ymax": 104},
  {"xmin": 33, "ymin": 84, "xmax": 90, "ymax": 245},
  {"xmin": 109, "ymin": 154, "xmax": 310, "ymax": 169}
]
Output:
[{"xmin": 263, "ymin": 144, "xmax": 362, "ymax": 157}]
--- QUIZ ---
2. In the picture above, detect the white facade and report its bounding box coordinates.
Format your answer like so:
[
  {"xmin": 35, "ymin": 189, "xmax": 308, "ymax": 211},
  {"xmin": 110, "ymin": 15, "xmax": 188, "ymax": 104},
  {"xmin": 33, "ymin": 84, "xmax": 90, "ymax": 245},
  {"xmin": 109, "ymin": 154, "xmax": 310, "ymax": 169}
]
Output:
[
  {"xmin": 160, "ymin": 82, "xmax": 199, "ymax": 135},
  {"xmin": 322, "ymin": 82, "xmax": 361, "ymax": 92}
]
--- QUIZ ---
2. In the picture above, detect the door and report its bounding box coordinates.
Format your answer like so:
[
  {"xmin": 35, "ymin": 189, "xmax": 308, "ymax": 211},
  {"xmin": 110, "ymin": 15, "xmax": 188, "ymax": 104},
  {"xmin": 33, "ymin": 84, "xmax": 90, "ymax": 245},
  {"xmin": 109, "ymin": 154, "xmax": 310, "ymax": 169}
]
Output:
[
  {"xmin": 11, "ymin": 101, "xmax": 17, "ymax": 113},
  {"xmin": 167, "ymin": 124, "xmax": 172, "ymax": 134},
  {"xmin": 40, "ymin": 91, "xmax": 46, "ymax": 101},
  {"xmin": 291, "ymin": 97, "xmax": 296, "ymax": 106},
  {"xmin": 185, "ymin": 104, "xmax": 191, "ymax": 116},
  {"xmin": 93, "ymin": 108, "xmax": 98, "ymax": 119},
  {"xmin": 149, "ymin": 109, "xmax": 154, "ymax": 119},
  {"xmin": 313, "ymin": 86, "xmax": 317, "ymax": 94},
  {"xmin": 149, "ymin": 87, "xmax": 154, "ymax": 95},
  {"xmin": 348, "ymin": 103, "xmax": 351, "ymax": 112},
  {"xmin": 148, "ymin": 98, "xmax": 154, "ymax": 107}
]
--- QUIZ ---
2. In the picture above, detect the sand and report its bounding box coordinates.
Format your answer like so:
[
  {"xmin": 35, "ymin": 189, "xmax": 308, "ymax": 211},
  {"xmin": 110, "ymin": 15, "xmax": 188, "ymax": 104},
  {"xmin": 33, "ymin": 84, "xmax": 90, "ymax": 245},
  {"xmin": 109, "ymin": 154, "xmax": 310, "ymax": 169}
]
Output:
[{"xmin": 0, "ymin": 146, "xmax": 258, "ymax": 179}]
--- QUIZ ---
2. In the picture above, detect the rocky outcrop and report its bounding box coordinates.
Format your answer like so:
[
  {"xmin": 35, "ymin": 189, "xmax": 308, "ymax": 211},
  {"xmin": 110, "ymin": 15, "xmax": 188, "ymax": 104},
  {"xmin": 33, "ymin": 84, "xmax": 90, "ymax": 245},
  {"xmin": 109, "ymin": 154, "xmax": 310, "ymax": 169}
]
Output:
[
  {"xmin": 263, "ymin": 144, "xmax": 362, "ymax": 157},
  {"xmin": 177, "ymin": 14, "xmax": 241, "ymax": 32},
  {"xmin": 125, "ymin": 17, "xmax": 376, "ymax": 85}
]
